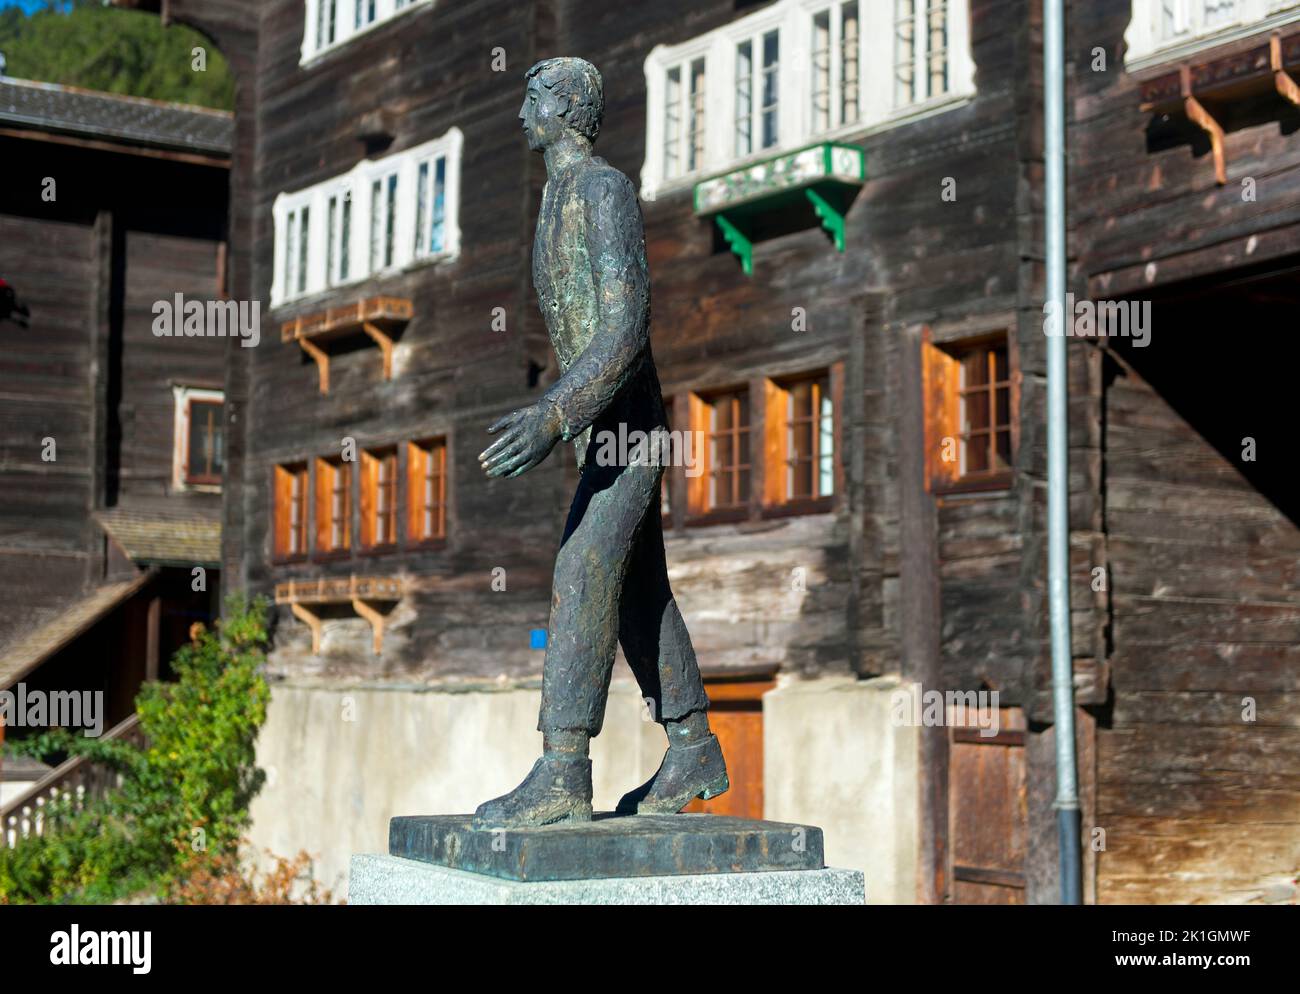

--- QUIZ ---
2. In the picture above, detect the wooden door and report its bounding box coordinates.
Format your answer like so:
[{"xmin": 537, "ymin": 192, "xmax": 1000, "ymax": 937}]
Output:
[
  {"xmin": 947, "ymin": 706, "xmax": 1028, "ymax": 904},
  {"xmin": 684, "ymin": 676, "xmax": 773, "ymax": 819}
]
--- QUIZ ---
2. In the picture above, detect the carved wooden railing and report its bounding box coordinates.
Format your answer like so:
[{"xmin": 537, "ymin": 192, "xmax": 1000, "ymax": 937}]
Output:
[{"xmin": 1, "ymin": 713, "xmax": 144, "ymax": 849}]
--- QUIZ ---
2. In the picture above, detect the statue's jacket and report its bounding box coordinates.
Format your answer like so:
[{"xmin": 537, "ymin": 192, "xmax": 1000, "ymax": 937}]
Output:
[{"xmin": 533, "ymin": 155, "xmax": 668, "ymax": 471}]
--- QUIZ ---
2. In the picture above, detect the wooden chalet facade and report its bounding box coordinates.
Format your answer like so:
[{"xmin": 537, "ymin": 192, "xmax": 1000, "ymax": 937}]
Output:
[
  {"xmin": 0, "ymin": 78, "xmax": 232, "ymax": 773},
  {"xmin": 115, "ymin": 0, "xmax": 1298, "ymax": 904}
]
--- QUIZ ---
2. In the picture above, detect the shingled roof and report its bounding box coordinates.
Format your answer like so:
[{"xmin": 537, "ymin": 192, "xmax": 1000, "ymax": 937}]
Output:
[
  {"xmin": 0, "ymin": 573, "xmax": 154, "ymax": 691},
  {"xmin": 96, "ymin": 507, "xmax": 222, "ymax": 567},
  {"xmin": 0, "ymin": 76, "xmax": 232, "ymax": 156}
]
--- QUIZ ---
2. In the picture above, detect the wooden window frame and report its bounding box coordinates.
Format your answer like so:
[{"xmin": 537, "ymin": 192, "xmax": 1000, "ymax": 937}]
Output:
[
  {"xmin": 923, "ymin": 330, "xmax": 1019, "ymax": 495},
  {"xmin": 184, "ymin": 398, "xmax": 224, "ymax": 486},
  {"xmin": 273, "ymin": 462, "xmax": 309, "ymax": 563},
  {"xmin": 314, "ymin": 456, "xmax": 353, "ymax": 558},
  {"xmin": 406, "ymin": 437, "xmax": 448, "ymax": 548},
  {"xmin": 360, "ymin": 446, "xmax": 399, "ymax": 553},
  {"xmin": 171, "ymin": 385, "xmax": 224, "ymax": 493},
  {"xmin": 687, "ymin": 386, "xmax": 753, "ymax": 524},
  {"xmin": 761, "ymin": 368, "xmax": 841, "ymax": 517}
]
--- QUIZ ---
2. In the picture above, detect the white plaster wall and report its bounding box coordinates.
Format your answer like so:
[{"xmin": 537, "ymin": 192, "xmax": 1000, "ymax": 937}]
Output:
[
  {"xmin": 248, "ymin": 674, "xmax": 919, "ymax": 903},
  {"xmin": 247, "ymin": 679, "xmax": 665, "ymax": 897},
  {"xmin": 763, "ymin": 675, "xmax": 919, "ymax": 904}
]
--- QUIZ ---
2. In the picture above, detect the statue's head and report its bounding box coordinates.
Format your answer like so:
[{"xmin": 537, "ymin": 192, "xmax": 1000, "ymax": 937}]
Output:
[{"xmin": 520, "ymin": 57, "xmax": 603, "ymax": 152}]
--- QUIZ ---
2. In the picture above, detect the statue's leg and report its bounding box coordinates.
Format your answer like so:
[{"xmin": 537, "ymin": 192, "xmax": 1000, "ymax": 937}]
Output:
[
  {"xmin": 615, "ymin": 491, "xmax": 729, "ymax": 815},
  {"xmin": 537, "ymin": 459, "xmax": 657, "ymax": 737},
  {"xmin": 472, "ymin": 460, "xmax": 653, "ymax": 828},
  {"xmin": 616, "ymin": 508, "xmax": 709, "ymax": 723}
]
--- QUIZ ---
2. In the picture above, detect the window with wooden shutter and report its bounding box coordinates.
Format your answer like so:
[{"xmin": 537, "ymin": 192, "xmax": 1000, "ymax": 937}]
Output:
[
  {"xmin": 763, "ymin": 369, "xmax": 838, "ymax": 512},
  {"xmin": 360, "ymin": 447, "xmax": 398, "ymax": 551},
  {"xmin": 314, "ymin": 456, "xmax": 352, "ymax": 555},
  {"xmin": 923, "ymin": 331, "xmax": 1018, "ymax": 493},
  {"xmin": 689, "ymin": 387, "xmax": 751, "ymax": 517},
  {"xmin": 273, "ymin": 462, "xmax": 308, "ymax": 561},
  {"xmin": 406, "ymin": 438, "xmax": 447, "ymax": 544}
]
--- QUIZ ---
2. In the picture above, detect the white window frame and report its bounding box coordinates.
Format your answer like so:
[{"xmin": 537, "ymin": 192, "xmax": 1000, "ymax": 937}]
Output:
[
  {"xmin": 301, "ymin": 0, "xmax": 436, "ymax": 64},
  {"xmin": 172, "ymin": 385, "xmax": 225, "ymax": 493},
  {"xmin": 1125, "ymin": 1, "xmax": 1300, "ymax": 71},
  {"xmin": 271, "ymin": 127, "xmax": 463, "ymax": 307},
  {"xmin": 641, "ymin": 0, "xmax": 974, "ymax": 200},
  {"xmin": 413, "ymin": 152, "xmax": 452, "ymax": 260}
]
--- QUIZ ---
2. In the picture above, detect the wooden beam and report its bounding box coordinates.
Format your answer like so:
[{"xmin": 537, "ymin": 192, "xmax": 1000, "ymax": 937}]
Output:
[
  {"xmin": 351, "ymin": 599, "xmax": 385, "ymax": 655},
  {"xmin": 1272, "ymin": 33, "xmax": 1300, "ymax": 107},
  {"xmin": 0, "ymin": 125, "xmax": 228, "ymax": 168},
  {"xmin": 297, "ymin": 336, "xmax": 330, "ymax": 394},
  {"xmin": 898, "ymin": 323, "xmax": 946, "ymax": 905},
  {"xmin": 1181, "ymin": 64, "xmax": 1227, "ymax": 185},
  {"xmin": 290, "ymin": 602, "xmax": 322, "ymax": 654},
  {"xmin": 362, "ymin": 321, "xmax": 394, "ymax": 380},
  {"xmin": 145, "ymin": 595, "xmax": 161, "ymax": 682}
]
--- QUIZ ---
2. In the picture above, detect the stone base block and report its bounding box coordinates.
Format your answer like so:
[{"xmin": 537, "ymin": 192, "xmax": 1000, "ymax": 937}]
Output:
[{"xmin": 349, "ymin": 853, "xmax": 865, "ymax": 905}]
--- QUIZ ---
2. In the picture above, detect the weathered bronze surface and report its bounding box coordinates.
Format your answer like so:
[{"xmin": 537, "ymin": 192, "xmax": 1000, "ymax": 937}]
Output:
[
  {"xmin": 473, "ymin": 58, "xmax": 724, "ymax": 828},
  {"xmin": 390, "ymin": 814, "xmax": 825, "ymax": 881}
]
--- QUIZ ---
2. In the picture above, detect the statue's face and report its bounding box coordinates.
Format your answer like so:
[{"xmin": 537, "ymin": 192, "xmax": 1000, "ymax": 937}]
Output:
[{"xmin": 519, "ymin": 78, "xmax": 568, "ymax": 152}]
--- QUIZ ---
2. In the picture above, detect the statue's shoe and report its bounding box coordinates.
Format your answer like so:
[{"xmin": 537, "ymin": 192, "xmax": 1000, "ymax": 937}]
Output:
[
  {"xmin": 616, "ymin": 733, "xmax": 729, "ymax": 815},
  {"xmin": 471, "ymin": 754, "xmax": 593, "ymax": 829}
]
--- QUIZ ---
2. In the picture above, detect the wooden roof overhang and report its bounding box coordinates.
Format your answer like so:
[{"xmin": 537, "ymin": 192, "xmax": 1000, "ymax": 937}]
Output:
[
  {"xmin": 1138, "ymin": 31, "xmax": 1300, "ymax": 185},
  {"xmin": 280, "ymin": 296, "xmax": 413, "ymax": 394}
]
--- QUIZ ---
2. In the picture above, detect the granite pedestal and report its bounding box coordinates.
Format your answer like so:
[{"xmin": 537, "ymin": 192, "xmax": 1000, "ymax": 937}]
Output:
[{"xmin": 349, "ymin": 813, "xmax": 865, "ymax": 905}]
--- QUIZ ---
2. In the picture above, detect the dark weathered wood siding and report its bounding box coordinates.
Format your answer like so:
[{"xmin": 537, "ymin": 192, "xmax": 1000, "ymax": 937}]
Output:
[
  {"xmin": 0, "ymin": 134, "xmax": 228, "ymax": 645},
  {"xmin": 1071, "ymin": 1, "xmax": 1300, "ymax": 903}
]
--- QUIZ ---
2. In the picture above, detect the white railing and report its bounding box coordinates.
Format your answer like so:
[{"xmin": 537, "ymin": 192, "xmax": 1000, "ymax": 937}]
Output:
[{"xmin": 1, "ymin": 713, "xmax": 143, "ymax": 849}]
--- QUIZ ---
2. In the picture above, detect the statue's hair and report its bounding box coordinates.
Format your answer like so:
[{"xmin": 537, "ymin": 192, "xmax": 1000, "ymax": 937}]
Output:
[{"xmin": 525, "ymin": 57, "xmax": 604, "ymax": 143}]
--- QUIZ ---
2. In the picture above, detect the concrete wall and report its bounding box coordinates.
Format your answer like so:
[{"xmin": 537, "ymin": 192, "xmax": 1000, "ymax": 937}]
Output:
[
  {"xmin": 248, "ymin": 674, "xmax": 918, "ymax": 901},
  {"xmin": 247, "ymin": 679, "xmax": 665, "ymax": 896},
  {"xmin": 763, "ymin": 676, "xmax": 919, "ymax": 905}
]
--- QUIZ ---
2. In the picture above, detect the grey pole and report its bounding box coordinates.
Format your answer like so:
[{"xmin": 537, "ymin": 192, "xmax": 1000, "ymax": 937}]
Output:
[{"xmin": 1044, "ymin": 0, "xmax": 1082, "ymax": 905}]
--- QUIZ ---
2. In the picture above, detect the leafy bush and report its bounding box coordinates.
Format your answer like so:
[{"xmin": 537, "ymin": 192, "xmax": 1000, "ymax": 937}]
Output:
[
  {"xmin": 0, "ymin": 595, "xmax": 272, "ymax": 904},
  {"xmin": 0, "ymin": 0, "xmax": 234, "ymax": 110}
]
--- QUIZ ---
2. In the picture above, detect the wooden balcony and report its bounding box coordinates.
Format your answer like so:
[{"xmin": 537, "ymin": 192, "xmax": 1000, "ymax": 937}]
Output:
[
  {"xmin": 279, "ymin": 296, "xmax": 413, "ymax": 394},
  {"xmin": 274, "ymin": 575, "xmax": 403, "ymax": 655},
  {"xmin": 1139, "ymin": 32, "xmax": 1300, "ymax": 185}
]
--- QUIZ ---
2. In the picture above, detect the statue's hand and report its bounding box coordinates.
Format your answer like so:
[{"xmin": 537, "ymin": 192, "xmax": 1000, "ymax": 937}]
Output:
[{"xmin": 479, "ymin": 402, "xmax": 563, "ymax": 478}]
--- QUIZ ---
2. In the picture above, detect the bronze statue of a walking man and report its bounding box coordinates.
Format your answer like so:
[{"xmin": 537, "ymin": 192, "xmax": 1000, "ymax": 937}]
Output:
[{"xmin": 474, "ymin": 57, "xmax": 727, "ymax": 827}]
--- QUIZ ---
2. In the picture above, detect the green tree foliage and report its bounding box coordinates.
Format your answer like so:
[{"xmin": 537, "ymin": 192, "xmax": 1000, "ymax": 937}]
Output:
[
  {"xmin": 0, "ymin": 595, "xmax": 270, "ymax": 904},
  {"xmin": 0, "ymin": 1, "xmax": 234, "ymax": 110}
]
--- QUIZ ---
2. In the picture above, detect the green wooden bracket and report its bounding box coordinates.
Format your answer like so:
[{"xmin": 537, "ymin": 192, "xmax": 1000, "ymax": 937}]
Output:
[
  {"xmin": 805, "ymin": 187, "xmax": 846, "ymax": 252},
  {"xmin": 714, "ymin": 213, "xmax": 753, "ymax": 276}
]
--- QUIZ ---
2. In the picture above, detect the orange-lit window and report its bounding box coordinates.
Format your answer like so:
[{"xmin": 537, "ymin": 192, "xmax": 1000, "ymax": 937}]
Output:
[
  {"xmin": 693, "ymin": 388, "xmax": 750, "ymax": 514},
  {"xmin": 314, "ymin": 456, "xmax": 352, "ymax": 553},
  {"xmin": 407, "ymin": 438, "xmax": 447, "ymax": 543},
  {"xmin": 273, "ymin": 462, "xmax": 308, "ymax": 560},
  {"xmin": 764, "ymin": 372, "xmax": 834, "ymax": 507},
  {"xmin": 361, "ymin": 447, "xmax": 398, "ymax": 550},
  {"xmin": 924, "ymin": 332, "xmax": 1017, "ymax": 492}
]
